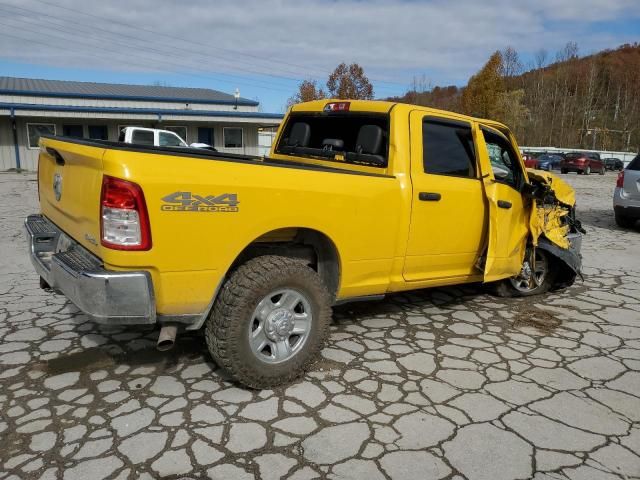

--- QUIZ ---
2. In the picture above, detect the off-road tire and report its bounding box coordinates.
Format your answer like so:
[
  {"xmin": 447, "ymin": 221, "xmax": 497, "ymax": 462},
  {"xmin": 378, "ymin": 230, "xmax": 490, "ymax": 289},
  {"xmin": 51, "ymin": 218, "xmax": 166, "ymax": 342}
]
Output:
[
  {"xmin": 492, "ymin": 250, "xmax": 557, "ymax": 298},
  {"xmin": 615, "ymin": 213, "xmax": 636, "ymax": 229},
  {"xmin": 205, "ymin": 255, "xmax": 332, "ymax": 389}
]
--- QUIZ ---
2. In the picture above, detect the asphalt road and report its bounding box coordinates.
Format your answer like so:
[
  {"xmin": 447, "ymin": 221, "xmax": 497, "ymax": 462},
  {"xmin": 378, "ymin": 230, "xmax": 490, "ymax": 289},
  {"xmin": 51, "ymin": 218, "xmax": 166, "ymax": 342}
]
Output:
[{"xmin": 1, "ymin": 171, "xmax": 639, "ymax": 480}]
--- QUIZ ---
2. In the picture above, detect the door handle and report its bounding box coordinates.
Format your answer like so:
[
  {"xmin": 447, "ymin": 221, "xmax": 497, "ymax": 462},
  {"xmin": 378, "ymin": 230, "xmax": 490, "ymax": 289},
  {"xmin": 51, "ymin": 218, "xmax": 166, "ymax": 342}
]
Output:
[
  {"xmin": 419, "ymin": 192, "xmax": 441, "ymax": 201},
  {"xmin": 498, "ymin": 200, "xmax": 512, "ymax": 209}
]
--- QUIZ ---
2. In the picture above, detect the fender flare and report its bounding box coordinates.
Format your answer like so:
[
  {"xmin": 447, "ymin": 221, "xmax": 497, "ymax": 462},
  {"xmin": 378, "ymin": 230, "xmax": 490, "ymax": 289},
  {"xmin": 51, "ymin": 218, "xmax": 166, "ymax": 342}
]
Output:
[{"xmin": 536, "ymin": 235, "xmax": 583, "ymax": 288}]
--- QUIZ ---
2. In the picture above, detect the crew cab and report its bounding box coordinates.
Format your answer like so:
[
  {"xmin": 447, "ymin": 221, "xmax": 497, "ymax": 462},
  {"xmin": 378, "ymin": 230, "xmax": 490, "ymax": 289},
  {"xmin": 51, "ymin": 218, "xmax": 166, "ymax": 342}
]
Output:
[
  {"xmin": 560, "ymin": 151, "xmax": 605, "ymax": 175},
  {"xmin": 119, "ymin": 126, "xmax": 189, "ymax": 147},
  {"xmin": 26, "ymin": 100, "xmax": 583, "ymax": 388}
]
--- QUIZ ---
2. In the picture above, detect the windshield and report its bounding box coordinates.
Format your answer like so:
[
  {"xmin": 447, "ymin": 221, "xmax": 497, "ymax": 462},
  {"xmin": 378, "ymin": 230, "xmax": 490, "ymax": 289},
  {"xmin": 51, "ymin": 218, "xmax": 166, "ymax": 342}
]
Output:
[{"xmin": 275, "ymin": 113, "xmax": 389, "ymax": 167}]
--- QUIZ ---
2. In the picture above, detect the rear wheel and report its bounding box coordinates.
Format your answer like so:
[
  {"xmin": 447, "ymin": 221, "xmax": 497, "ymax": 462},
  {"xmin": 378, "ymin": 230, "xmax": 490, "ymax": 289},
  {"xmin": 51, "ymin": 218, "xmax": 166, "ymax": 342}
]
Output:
[
  {"xmin": 615, "ymin": 213, "xmax": 637, "ymax": 229},
  {"xmin": 493, "ymin": 249, "xmax": 557, "ymax": 297},
  {"xmin": 205, "ymin": 255, "xmax": 332, "ymax": 389},
  {"xmin": 585, "ymin": 165, "xmax": 591, "ymax": 175}
]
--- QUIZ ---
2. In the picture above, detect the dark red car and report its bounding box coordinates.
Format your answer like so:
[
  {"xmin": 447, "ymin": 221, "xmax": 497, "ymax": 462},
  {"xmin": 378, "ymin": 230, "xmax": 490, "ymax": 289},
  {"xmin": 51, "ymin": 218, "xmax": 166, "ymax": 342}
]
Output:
[
  {"xmin": 560, "ymin": 152, "xmax": 605, "ymax": 175},
  {"xmin": 522, "ymin": 153, "xmax": 539, "ymax": 169}
]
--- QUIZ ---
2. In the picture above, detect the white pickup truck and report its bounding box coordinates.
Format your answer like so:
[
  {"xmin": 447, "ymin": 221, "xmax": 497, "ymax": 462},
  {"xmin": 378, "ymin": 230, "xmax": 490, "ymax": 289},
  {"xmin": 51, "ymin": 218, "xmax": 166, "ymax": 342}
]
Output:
[
  {"xmin": 118, "ymin": 127, "xmax": 216, "ymax": 150},
  {"xmin": 118, "ymin": 127, "xmax": 188, "ymax": 147}
]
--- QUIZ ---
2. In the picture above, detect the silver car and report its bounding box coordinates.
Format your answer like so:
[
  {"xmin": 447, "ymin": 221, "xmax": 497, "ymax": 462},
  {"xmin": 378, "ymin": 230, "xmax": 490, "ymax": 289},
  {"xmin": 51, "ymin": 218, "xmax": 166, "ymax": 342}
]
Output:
[{"xmin": 614, "ymin": 153, "xmax": 640, "ymax": 228}]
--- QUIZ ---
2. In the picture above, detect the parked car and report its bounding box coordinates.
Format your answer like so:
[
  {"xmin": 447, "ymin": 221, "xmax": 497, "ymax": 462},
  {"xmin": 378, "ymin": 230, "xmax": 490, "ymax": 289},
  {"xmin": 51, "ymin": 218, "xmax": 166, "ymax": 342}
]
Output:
[
  {"xmin": 560, "ymin": 152, "xmax": 605, "ymax": 175},
  {"xmin": 27, "ymin": 99, "xmax": 583, "ymax": 388},
  {"xmin": 613, "ymin": 153, "xmax": 640, "ymax": 228},
  {"xmin": 522, "ymin": 153, "xmax": 539, "ymax": 169},
  {"xmin": 537, "ymin": 154, "xmax": 564, "ymax": 171},
  {"xmin": 604, "ymin": 157, "xmax": 624, "ymax": 171}
]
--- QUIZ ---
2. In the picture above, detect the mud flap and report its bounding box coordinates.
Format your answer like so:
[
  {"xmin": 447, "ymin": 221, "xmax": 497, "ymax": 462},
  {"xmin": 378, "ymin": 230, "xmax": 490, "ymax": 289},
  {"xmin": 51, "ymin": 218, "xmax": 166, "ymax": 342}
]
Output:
[{"xmin": 536, "ymin": 236, "xmax": 583, "ymax": 289}]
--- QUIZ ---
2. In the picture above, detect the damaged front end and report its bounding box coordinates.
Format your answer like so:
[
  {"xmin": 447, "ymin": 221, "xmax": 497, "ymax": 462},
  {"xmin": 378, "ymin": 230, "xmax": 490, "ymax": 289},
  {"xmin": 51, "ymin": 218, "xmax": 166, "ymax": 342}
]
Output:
[{"xmin": 525, "ymin": 169, "xmax": 585, "ymax": 288}]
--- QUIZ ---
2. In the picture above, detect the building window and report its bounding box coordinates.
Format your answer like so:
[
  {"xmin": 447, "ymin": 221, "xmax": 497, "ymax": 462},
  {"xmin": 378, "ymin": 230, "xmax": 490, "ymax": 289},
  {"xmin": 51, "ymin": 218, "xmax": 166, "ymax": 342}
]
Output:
[
  {"xmin": 88, "ymin": 125, "xmax": 108, "ymax": 140},
  {"xmin": 63, "ymin": 124, "xmax": 84, "ymax": 138},
  {"xmin": 165, "ymin": 126, "xmax": 188, "ymax": 143},
  {"xmin": 224, "ymin": 127, "xmax": 243, "ymax": 148},
  {"xmin": 198, "ymin": 127, "xmax": 214, "ymax": 146},
  {"xmin": 27, "ymin": 123, "xmax": 56, "ymax": 149}
]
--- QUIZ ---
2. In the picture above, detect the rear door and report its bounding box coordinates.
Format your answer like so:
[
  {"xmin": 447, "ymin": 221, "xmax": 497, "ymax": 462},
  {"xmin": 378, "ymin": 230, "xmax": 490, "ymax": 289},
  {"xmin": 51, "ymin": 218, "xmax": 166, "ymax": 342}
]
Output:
[
  {"xmin": 38, "ymin": 138, "xmax": 105, "ymax": 256},
  {"xmin": 403, "ymin": 112, "xmax": 487, "ymax": 281},
  {"xmin": 476, "ymin": 126, "xmax": 529, "ymax": 282}
]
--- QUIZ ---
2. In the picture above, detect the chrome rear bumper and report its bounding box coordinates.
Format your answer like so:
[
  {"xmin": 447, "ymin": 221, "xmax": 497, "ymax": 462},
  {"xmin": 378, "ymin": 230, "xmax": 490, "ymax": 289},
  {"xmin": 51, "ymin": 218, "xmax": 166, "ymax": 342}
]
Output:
[{"xmin": 25, "ymin": 214, "xmax": 156, "ymax": 324}]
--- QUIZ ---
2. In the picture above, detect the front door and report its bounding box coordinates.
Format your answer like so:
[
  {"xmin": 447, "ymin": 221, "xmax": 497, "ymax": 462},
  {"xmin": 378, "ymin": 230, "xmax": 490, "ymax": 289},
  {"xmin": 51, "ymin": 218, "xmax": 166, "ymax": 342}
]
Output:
[
  {"xmin": 476, "ymin": 126, "xmax": 529, "ymax": 282},
  {"xmin": 403, "ymin": 112, "xmax": 488, "ymax": 282}
]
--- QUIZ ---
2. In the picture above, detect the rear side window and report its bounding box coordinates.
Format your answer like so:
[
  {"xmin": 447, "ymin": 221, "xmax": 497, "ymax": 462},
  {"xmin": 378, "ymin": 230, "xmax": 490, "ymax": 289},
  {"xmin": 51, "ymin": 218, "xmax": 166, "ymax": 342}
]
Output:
[
  {"xmin": 131, "ymin": 130, "xmax": 154, "ymax": 146},
  {"xmin": 276, "ymin": 113, "xmax": 389, "ymax": 167},
  {"xmin": 627, "ymin": 155, "xmax": 640, "ymax": 171},
  {"xmin": 422, "ymin": 119, "xmax": 476, "ymax": 178}
]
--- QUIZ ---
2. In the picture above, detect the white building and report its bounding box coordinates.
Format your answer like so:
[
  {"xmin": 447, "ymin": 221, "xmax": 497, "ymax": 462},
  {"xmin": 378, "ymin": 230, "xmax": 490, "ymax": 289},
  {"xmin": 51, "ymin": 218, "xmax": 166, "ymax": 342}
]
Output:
[{"xmin": 0, "ymin": 76, "xmax": 283, "ymax": 171}]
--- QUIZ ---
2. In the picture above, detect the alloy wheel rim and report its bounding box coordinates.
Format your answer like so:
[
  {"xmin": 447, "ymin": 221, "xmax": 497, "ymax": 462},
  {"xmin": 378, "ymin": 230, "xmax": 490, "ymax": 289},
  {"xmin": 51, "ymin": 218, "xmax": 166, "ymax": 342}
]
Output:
[
  {"xmin": 510, "ymin": 250, "xmax": 547, "ymax": 293},
  {"xmin": 248, "ymin": 288, "xmax": 313, "ymax": 364}
]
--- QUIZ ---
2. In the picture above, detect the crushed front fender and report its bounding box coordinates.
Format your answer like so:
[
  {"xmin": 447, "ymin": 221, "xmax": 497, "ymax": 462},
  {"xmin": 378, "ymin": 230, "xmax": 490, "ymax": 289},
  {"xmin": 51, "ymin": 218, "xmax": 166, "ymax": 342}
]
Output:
[{"xmin": 525, "ymin": 169, "xmax": 584, "ymax": 286}]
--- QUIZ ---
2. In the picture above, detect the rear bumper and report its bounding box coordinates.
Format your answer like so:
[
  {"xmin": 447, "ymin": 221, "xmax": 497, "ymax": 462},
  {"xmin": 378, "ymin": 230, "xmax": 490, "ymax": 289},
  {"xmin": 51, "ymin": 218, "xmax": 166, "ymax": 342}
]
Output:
[
  {"xmin": 25, "ymin": 214, "xmax": 156, "ymax": 325},
  {"xmin": 561, "ymin": 166, "xmax": 586, "ymax": 172},
  {"xmin": 614, "ymin": 205, "xmax": 640, "ymax": 220},
  {"xmin": 613, "ymin": 187, "xmax": 640, "ymax": 217}
]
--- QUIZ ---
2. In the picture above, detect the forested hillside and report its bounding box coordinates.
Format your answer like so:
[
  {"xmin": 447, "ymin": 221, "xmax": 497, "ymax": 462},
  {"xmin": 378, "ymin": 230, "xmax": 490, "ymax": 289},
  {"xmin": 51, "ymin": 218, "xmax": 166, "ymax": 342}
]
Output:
[{"xmin": 388, "ymin": 43, "xmax": 640, "ymax": 151}]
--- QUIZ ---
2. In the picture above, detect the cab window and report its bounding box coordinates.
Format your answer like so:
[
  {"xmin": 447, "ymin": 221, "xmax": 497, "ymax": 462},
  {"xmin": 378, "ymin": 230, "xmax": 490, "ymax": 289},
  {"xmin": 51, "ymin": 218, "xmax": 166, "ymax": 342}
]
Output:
[
  {"xmin": 131, "ymin": 130, "xmax": 154, "ymax": 146},
  {"xmin": 482, "ymin": 129, "xmax": 523, "ymax": 190},
  {"xmin": 423, "ymin": 119, "xmax": 476, "ymax": 178}
]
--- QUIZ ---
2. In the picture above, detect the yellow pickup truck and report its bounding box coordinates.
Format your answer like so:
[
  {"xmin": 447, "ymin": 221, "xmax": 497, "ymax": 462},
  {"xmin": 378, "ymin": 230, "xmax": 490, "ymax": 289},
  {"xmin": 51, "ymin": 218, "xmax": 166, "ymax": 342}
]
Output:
[{"xmin": 26, "ymin": 99, "xmax": 583, "ymax": 388}]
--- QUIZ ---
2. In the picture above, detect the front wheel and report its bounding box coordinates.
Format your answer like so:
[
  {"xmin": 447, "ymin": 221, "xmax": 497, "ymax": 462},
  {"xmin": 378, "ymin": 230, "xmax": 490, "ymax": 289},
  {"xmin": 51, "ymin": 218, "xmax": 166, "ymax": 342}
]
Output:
[
  {"xmin": 493, "ymin": 249, "xmax": 557, "ymax": 297},
  {"xmin": 585, "ymin": 165, "xmax": 591, "ymax": 175},
  {"xmin": 205, "ymin": 255, "xmax": 332, "ymax": 389}
]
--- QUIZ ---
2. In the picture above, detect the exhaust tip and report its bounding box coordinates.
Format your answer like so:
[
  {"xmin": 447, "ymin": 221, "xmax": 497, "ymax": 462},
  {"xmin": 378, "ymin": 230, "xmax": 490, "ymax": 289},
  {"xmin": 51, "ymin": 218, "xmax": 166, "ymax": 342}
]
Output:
[
  {"xmin": 157, "ymin": 338, "xmax": 175, "ymax": 351},
  {"xmin": 157, "ymin": 325, "xmax": 178, "ymax": 351}
]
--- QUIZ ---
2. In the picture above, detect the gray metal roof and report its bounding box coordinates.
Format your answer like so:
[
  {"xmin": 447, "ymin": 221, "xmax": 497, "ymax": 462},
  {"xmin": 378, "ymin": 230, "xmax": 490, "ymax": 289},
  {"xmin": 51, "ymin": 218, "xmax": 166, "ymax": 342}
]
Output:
[{"xmin": 0, "ymin": 76, "xmax": 259, "ymax": 106}]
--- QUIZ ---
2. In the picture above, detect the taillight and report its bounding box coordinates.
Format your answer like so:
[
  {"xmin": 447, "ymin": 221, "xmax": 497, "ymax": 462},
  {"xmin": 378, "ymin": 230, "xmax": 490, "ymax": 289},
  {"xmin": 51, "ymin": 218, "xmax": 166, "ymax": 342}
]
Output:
[
  {"xmin": 616, "ymin": 171, "xmax": 625, "ymax": 188},
  {"xmin": 100, "ymin": 175, "xmax": 151, "ymax": 250},
  {"xmin": 324, "ymin": 101, "xmax": 350, "ymax": 112}
]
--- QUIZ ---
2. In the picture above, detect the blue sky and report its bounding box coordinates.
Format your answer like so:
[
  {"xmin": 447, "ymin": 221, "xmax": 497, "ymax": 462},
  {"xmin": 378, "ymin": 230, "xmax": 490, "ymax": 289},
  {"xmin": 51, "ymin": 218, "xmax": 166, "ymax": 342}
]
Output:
[{"xmin": 1, "ymin": 0, "xmax": 639, "ymax": 113}]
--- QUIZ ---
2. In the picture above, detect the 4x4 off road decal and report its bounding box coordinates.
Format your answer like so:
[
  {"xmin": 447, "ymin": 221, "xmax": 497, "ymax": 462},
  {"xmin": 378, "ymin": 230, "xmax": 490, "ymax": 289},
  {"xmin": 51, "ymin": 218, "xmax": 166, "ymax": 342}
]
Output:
[{"xmin": 161, "ymin": 192, "xmax": 239, "ymax": 212}]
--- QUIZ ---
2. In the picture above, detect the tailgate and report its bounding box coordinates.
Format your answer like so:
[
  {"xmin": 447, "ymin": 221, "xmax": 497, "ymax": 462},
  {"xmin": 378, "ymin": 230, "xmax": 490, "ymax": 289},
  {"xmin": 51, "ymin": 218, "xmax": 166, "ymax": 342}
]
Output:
[
  {"xmin": 623, "ymin": 168, "xmax": 640, "ymax": 201},
  {"xmin": 38, "ymin": 137, "xmax": 106, "ymax": 257}
]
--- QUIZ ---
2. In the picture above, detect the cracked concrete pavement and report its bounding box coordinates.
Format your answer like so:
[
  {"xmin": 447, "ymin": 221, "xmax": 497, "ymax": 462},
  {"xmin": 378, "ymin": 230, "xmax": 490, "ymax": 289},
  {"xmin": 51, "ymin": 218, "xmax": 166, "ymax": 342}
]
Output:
[{"xmin": 1, "ymin": 171, "xmax": 639, "ymax": 480}]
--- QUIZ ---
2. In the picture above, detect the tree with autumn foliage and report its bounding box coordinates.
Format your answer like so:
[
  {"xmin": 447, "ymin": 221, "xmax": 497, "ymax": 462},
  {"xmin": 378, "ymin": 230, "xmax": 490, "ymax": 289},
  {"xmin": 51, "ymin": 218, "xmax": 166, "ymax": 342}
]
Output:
[
  {"xmin": 286, "ymin": 80, "xmax": 326, "ymax": 107},
  {"xmin": 287, "ymin": 63, "xmax": 374, "ymax": 107},
  {"xmin": 461, "ymin": 51, "xmax": 505, "ymax": 118},
  {"xmin": 326, "ymin": 63, "xmax": 374, "ymax": 99}
]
